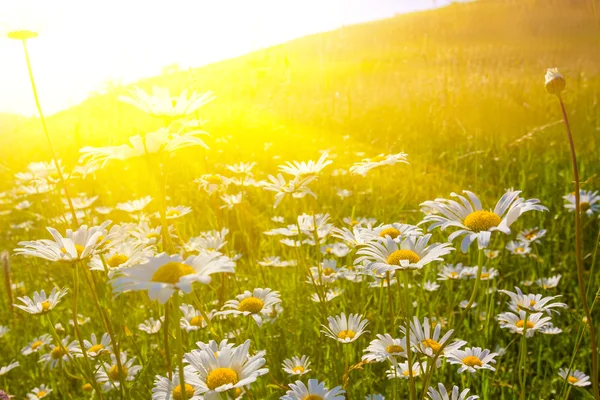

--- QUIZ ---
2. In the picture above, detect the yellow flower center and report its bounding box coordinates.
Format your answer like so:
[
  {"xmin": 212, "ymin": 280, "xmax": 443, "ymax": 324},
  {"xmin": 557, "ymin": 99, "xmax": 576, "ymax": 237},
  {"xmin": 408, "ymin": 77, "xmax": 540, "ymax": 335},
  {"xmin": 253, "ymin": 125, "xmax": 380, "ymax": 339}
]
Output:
[
  {"xmin": 238, "ymin": 297, "xmax": 264, "ymax": 313},
  {"xmin": 515, "ymin": 247, "xmax": 524, "ymax": 253},
  {"xmin": 351, "ymin": 220, "xmax": 359, "ymax": 226},
  {"xmin": 88, "ymin": 344, "xmax": 105, "ymax": 354},
  {"xmin": 304, "ymin": 395, "xmax": 324, "ymax": 400},
  {"xmin": 146, "ymin": 232, "xmax": 161, "ymax": 240},
  {"xmin": 323, "ymin": 268, "xmax": 335, "ymax": 276},
  {"xmin": 463, "ymin": 211, "xmax": 501, "ymax": 232},
  {"xmin": 37, "ymin": 391, "xmax": 47, "ymax": 398},
  {"xmin": 402, "ymin": 369, "xmax": 411, "ymax": 377},
  {"xmin": 580, "ymin": 202, "xmax": 590, "ymax": 211},
  {"xmin": 480, "ymin": 273, "xmax": 490, "ymax": 279},
  {"xmin": 51, "ymin": 346, "xmax": 66, "ymax": 359},
  {"xmin": 167, "ymin": 209, "xmax": 181, "ymax": 217},
  {"xmin": 107, "ymin": 253, "xmax": 129, "ymax": 268},
  {"xmin": 41, "ymin": 301, "xmax": 51, "ymax": 312},
  {"xmin": 61, "ymin": 244, "xmax": 86, "ymax": 257},
  {"xmin": 369, "ymin": 155, "xmax": 387, "ymax": 163},
  {"xmin": 31, "ymin": 340, "xmax": 44, "ymax": 350},
  {"xmin": 516, "ymin": 320, "xmax": 535, "ymax": 329},
  {"xmin": 525, "ymin": 232, "xmax": 536, "ymax": 240},
  {"xmin": 568, "ymin": 376, "xmax": 579, "ymax": 384},
  {"xmin": 206, "ymin": 175, "xmax": 222, "ymax": 184},
  {"xmin": 386, "ymin": 345, "xmax": 404, "ymax": 354},
  {"xmin": 386, "ymin": 250, "xmax": 421, "ymax": 265},
  {"xmin": 325, "ymin": 247, "xmax": 333, "ymax": 254},
  {"xmin": 337, "ymin": 330, "xmax": 356, "ymax": 340},
  {"xmin": 189, "ymin": 316, "xmax": 204, "ymax": 326},
  {"xmin": 82, "ymin": 383, "xmax": 93, "ymax": 391},
  {"xmin": 292, "ymin": 366, "xmax": 305, "ymax": 374},
  {"xmin": 530, "ymin": 300, "xmax": 537, "ymax": 306},
  {"xmin": 462, "ymin": 355, "xmax": 483, "ymax": 367},
  {"xmin": 172, "ymin": 384, "xmax": 195, "ymax": 400},
  {"xmin": 151, "ymin": 262, "xmax": 195, "ymax": 284},
  {"xmin": 206, "ymin": 367, "xmax": 239, "ymax": 390},
  {"xmin": 108, "ymin": 365, "xmax": 128, "ymax": 381},
  {"xmin": 421, "ymin": 339, "xmax": 442, "ymax": 353},
  {"xmin": 379, "ymin": 227, "xmax": 401, "ymax": 239}
]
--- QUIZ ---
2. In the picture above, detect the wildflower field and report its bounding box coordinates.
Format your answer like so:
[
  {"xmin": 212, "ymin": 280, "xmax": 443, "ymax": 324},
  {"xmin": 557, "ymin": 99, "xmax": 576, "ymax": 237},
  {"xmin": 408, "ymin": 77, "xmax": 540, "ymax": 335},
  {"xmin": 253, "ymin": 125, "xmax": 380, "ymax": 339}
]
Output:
[{"xmin": 1, "ymin": 1, "xmax": 600, "ymax": 399}]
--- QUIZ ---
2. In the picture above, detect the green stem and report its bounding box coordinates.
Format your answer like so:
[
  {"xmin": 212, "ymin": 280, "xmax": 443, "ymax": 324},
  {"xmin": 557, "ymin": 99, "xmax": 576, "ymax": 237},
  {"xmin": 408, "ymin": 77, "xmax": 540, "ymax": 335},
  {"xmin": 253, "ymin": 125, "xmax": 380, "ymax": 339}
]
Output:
[
  {"xmin": 519, "ymin": 313, "xmax": 529, "ymax": 400},
  {"xmin": 173, "ymin": 295, "xmax": 187, "ymax": 397},
  {"xmin": 403, "ymin": 271, "xmax": 416, "ymax": 400}
]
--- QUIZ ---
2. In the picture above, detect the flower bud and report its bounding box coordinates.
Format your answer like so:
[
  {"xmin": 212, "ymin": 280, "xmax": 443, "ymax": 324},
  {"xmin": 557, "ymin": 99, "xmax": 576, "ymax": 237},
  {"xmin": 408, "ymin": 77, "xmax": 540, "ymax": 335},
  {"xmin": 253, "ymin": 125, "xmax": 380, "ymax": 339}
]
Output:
[{"xmin": 545, "ymin": 68, "xmax": 565, "ymax": 94}]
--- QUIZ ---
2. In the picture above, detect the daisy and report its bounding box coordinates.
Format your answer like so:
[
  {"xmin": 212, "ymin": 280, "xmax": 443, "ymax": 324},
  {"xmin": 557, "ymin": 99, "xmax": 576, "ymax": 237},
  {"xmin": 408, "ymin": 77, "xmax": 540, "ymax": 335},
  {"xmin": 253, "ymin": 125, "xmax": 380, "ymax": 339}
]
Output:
[
  {"xmin": 15, "ymin": 221, "xmax": 116, "ymax": 262},
  {"xmin": 185, "ymin": 228, "xmax": 230, "ymax": 253},
  {"xmin": 184, "ymin": 340, "xmax": 268, "ymax": 396},
  {"xmin": 386, "ymin": 361, "xmax": 426, "ymax": 379},
  {"xmin": 499, "ymin": 287, "xmax": 567, "ymax": 314},
  {"xmin": 226, "ymin": 162, "xmax": 256, "ymax": 175},
  {"xmin": 14, "ymin": 287, "xmax": 68, "ymax": 314},
  {"xmin": 321, "ymin": 313, "xmax": 369, "ymax": 343},
  {"xmin": 89, "ymin": 241, "xmax": 155, "ymax": 276},
  {"xmin": 96, "ymin": 352, "xmax": 142, "ymax": 391},
  {"xmin": 350, "ymin": 153, "xmax": 409, "ymax": 176},
  {"xmin": 116, "ymin": 196, "xmax": 153, "ymax": 213},
  {"xmin": 446, "ymin": 347, "xmax": 498, "ymax": 374},
  {"xmin": 195, "ymin": 339, "xmax": 236, "ymax": 358},
  {"xmin": 39, "ymin": 337, "xmax": 80, "ymax": 369},
  {"xmin": 163, "ymin": 205, "xmax": 192, "ymax": 220},
  {"xmin": 279, "ymin": 151, "xmax": 332, "ymax": 177},
  {"xmin": 111, "ymin": 252, "xmax": 233, "ymax": 303},
  {"xmin": 221, "ymin": 193, "xmax": 243, "ymax": 210},
  {"xmin": 563, "ymin": 190, "xmax": 600, "ymax": 216},
  {"xmin": 262, "ymin": 173, "xmax": 316, "ymax": 208},
  {"xmin": 180, "ymin": 303, "xmax": 214, "ymax": 332},
  {"xmin": 281, "ymin": 379, "xmax": 345, "ymax": 400},
  {"xmin": 466, "ymin": 267, "xmax": 498, "ymax": 281},
  {"xmin": 311, "ymin": 288, "xmax": 344, "ymax": 302},
  {"xmin": 320, "ymin": 242, "xmax": 351, "ymax": 258},
  {"xmin": 484, "ymin": 249, "xmax": 500, "ymax": 259},
  {"xmin": 497, "ymin": 311, "xmax": 552, "ymax": 337},
  {"xmin": 21, "ymin": 334, "xmax": 52, "ymax": 355},
  {"xmin": 423, "ymin": 281, "xmax": 441, "ymax": 292},
  {"xmin": 558, "ymin": 368, "xmax": 592, "ymax": 387},
  {"xmin": 0, "ymin": 361, "xmax": 18, "ymax": 376},
  {"xmin": 356, "ymin": 234, "xmax": 453, "ymax": 274},
  {"xmin": 83, "ymin": 333, "xmax": 112, "ymax": 358},
  {"xmin": 139, "ymin": 317, "xmax": 163, "ymax": 334},
  {"xmin": 257, "ymin": 256, "xmax": 297, "ymax": 268},
  {"xmin": 63, "ymin": 195, "xmax": 98, "ymax": 210},
  {"xmin": 119, "ymin": 86, "xmax": 215, "ymax": 118},
  {"xmin": 539, "ymin": 324, "xmax": 563, "ymax": 335},
  {"xmin": 282, "ymin": 355, "xmax": 312, "ymax": 376},
  {"xmin": 404, "ymin": 317, "xmax": 466, "ymax": 357},
  {"xmin": 362, "ymin": 334, "xmax": 407, "ymax": 363},
  {"xmin": 196, "ymin": 174, "xmax": 230, "ymax": 195},
  {"xmin": 427, "ymin": 383, "xmax": 479, "ymax": 400},
  {"xmin": 27, "ymin": 384, "xmax": 52, "ymax": 400},
  {"xmin": 437, "ymin": 263, "xmax": 468, "ymax": 281},
  {"xmin": 218, "ymin": 288, "xmax": 281, "ymax": 327},
  {"xmin": 336, "ymin": 189, "xmax": 352, "ymax": 198},
  {"xmin": 535, "ymin": 275, "xmax": 561, "ymax": 289},
  {"xmin": 505, "ymin": 240, "xmax": 531, "ymax": 257},
  {"xmin": 309, "ymin": 259, "xmax": 347, "ymax": 285},
  {"xmin": 373, "ymin": 223, "xmax": 423, "ymax": 240},
  {"xmin": 517, "ymin": 227, "xmax": 546, "ymax": 243},
  {"xmin": 332, "ymin": 226, "xmax": 375, "ymax": 248},
  {"xmin": 152, "ymin": 367, "xmax": 204, "ymax": 400},
  {"xmin": 420, "ymin": 190, "xmax": 547, "ymax": 252}
]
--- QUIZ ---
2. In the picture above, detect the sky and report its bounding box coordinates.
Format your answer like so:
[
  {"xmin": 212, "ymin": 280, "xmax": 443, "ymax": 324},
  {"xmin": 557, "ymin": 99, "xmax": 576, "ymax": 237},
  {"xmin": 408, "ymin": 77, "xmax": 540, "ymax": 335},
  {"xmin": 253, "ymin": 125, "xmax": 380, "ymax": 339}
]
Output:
[{"xmin": 0, "ymin": 0, "xmax": 456, "ymax": 116}]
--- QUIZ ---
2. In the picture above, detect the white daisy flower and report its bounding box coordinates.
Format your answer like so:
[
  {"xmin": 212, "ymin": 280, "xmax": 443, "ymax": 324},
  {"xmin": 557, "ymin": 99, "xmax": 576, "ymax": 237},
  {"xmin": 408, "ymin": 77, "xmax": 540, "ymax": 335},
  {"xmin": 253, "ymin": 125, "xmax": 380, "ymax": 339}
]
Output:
[
  {"xmin": 83, "ymin": 333, "xmax": 112, "ymax": 358},
  {"xmin": 139, "ymin": 317, "xmax": 164, "ymax": 334},
  {"xmin": 484, "ymin": 249, "xmax": 500, "ymax": 259},
  {"xmin": 63, "ymin": 195, "xmax": 98, "ymax": 210},
  {"xmin": 21, "ymin": 334, "xmax": 52, "ymax": 355},
  {"xmin": 218, "ymin": 288, "xmax": 281, "ymax": 327},
  {"xmin": 517, "ymin": 227, "xmax": 546, "ymax": 243},
  {"xmin": 220, "ymin": 193, "xmax": 243, "ymax": 210},
  {"xmin": 437, "ymin": 263, "xmax": 468, "ymax": 281},
  {"xmin": 152, "ymin": 367, "xmax": 204, "ymax": 400},
  {"xmin": 68, "ymin": 314, "xmax": 90, "ymax": 327},
  {"xmin": 281, "ymin": 379, "xmax": 345, "ymax": 400},
  {"xmin": 39, "ymin": 337, "xmax": 81, "ymax": 369},
  {"xmin": 497, "ymin": 311, "xmax": 552, "ymax": 337},
  {"xmin": 403, "ymin": 317, "xmax": 466, "ymax": 357},
  {"xmin": 116, "ymin": 196, "xmax": 153, "ymax": 213},
  {"xmin": 27, "ymin": 384, "xmax": 52, "ymax": 400},
  {"xmin": 427, "ymin": 383, "xmax": 479, "ymax": 400},
  {"xmin": 184, "ymin": 340, "xmax": 268, "ymax": 396},
  {"xmin": 386, "ymin": 361, "xmax": 426, "ymax": 379},
  {"xmin": 350, "ymin": 153, "xmax": 409, "ymax": 176},
  {"xmin": 332, "ymin": 226, "xmax": 374, "ymax": 248},
  {"xmin": 180, "ymin": 303, "xmax": 214, "ymax": 332},
  {"xmin": 14, "ymin": 287, "xmax": 68, "ymax": 314},
  {"xmin": 111, "ymin": 252, "xmax": 234, "ymax": 303},
  {"xmin": 195, "ymin": 339, "xmax": 236, "ymax": 358},
  {"xmin": 311, "ymin": 288, "xmax": 344, "ymax": 303},
  {"xmin": 279, "ymin": 151, "xmax": 332, "ymax": 178},
  {"xmin": 342, "ymin": 216, "xmax": 377, "ymax": 228},
  {"xmin": 420, "ymin": 190, "xmax": 547, "ymax": 252},
  {"xmin": 262, "ymin": 173, "xmax": 316, "ymax": 208},
  {"xmin": 257, "ymin": 256, "xmax": 297, "ymax": 268},
  {"xmin": 356, "ymin": 234, "xmax": 453, "ymax": 273},
  {"xmin": 446, "ymin": 347, "xmax": 498, "ymax": 374},
  {"xmin": 336, "ymin": 189, "xmax": 352, "ymax": 198},
  {"xmin": 226, "ymin": 162, "xmax": 256, "ymax": 175},
  {"xmin": 423, "ymin": 281, "xmax": 441, "ymax": 292},
  {"xmin": 463, "ymin": 267, "xmax": 498, "ymax": 281},
  {"xmin": 89, "ymin": 242, "xmax": 155, "ymax": 276},
  {"xmin": 321, "ymin": 312, "xmax": 369, "ymax": 343},
  {"xmin": 535, "ymin": 274, "xmax": 561, "ymax": 289},
  {"xmin": 15, "ymin": 221, "xmax": 116, "ymax": 262},
  {"xmin": 96, "ymin": 352, "xmax": 142, "ymax": 391},
  {"xmin": 373, "ymin": 223, "xmax": 423, "ymax": 241},
  {"xmin": 119, "ymin": 86, "xmax": 215, "ymax": 118},
  {"xmin": 185, "ymin": 228, "xmax": 229, "ymax": 254},
  {"xmin": 163, "ymin": 205, "xmax": 192, "ymax": 220},
  {"xmin": 320, "ymin": 242, "xmax": 351, "ymax": 258},
  {"xmin": 558, "ymin": 368, "xmax": 592, "ymax": 387},
  {"xmin": 539, "ymin": 324, "xmax": 563, "ymax": 335},
  {"xmin": 505, "ymin": 240, "xmax": 531, "ymax": 257},
  {"xmin": 362, "ymin": 334, "xmax": 407, "ymax": 363},
  {"xmin": 196, "ymin": 174, "xmax": 230, "ymax": 195},
  {"xmin": 309, "ymin": 259, "xmax": 347, "ymax": 285},
  {"xmin": 563, "ymin": 190, "xmax": 600, "ymax": 216},
  {"xmin": 282, "ymin": 355, "xmax": 312, "ymax": 376},
  {"xmin": 0, "ymin": 361, "xmax": 19, "ymax": 376},
  {"xmin": 297, "ymin": 213, "xmax": 335, "ymax": 240},
  {"xmin": 499, "ymin": 287, "xmax": 567, "ymax": 314}
]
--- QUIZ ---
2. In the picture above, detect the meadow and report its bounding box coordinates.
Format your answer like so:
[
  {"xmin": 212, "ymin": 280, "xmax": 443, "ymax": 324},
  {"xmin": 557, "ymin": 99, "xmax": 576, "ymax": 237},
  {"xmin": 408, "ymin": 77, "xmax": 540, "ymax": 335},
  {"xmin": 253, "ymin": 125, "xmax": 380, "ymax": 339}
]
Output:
[{"xmin": 1, "ymin": 0, "xmax": 600, "ymax": 399}]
